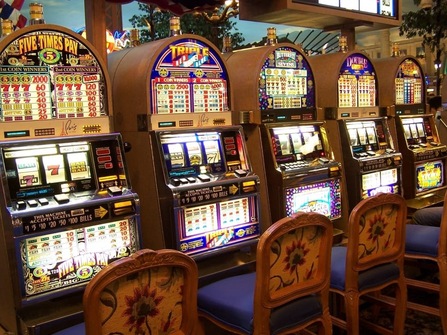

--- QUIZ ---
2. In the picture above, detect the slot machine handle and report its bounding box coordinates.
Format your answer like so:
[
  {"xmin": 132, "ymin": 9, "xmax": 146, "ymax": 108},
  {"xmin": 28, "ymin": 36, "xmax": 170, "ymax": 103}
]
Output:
[
  {"xmin": 436, "ymin": 112, "xmax": 447, "ymax": 130},
  {"xmin": 124, "ymin": 141, "xmax": 132, "ymax": 153}
]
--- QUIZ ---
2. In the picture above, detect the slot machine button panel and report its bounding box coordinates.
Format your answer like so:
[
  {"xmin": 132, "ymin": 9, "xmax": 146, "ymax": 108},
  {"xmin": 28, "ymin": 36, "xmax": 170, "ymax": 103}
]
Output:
[
  {"xmin": 38, "ymin": 198, "xmax": 49, "ymax": 206},
  {"xmin": 366, "ymin": 151, "xmax": 376, "ymax": 156},
  {"xmin": 54, "ymin": 194, "xmax": 70, "ymax": 204},
  {"xmin": 197, "ymin": 174, "xmax": 211, "ymax": 182},
  {"xmin": 27, "ymin": 199, "xmax": 38, "ymax": 208},
  {"xmin": 180, "ymin": 178, "xmax": 189, "ymax": 184},
  {"xmin": 187, "ymin": 177, "xmax": 196, "ymax": 183},
  {"xmin": 430, "ymin": 141, "xmax": 439, "ymax": 147},
  {"xmin": 16, "ymin": 200, "xmax": 26, "ymax": 210}
]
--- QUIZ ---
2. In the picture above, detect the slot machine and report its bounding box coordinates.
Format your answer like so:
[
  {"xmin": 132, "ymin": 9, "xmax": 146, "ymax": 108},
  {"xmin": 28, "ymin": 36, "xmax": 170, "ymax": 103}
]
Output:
[
  {"xmin": 222, "ymin": 36, "xmax": 344, "ymax": 237},
  {"xmin": 107, "ymin": 33, "xmax": 261, "ymax": 279},
  {"xmin": 0, "ymin": 25, "xmax": 141, "ymax": 334},
  {"xmin": 375, "ymin": 55, "xmax": 447, "ymax": 211},
  {"xmin": 309, "ymin": 50, "xmax": 403, "ymax": 218}
]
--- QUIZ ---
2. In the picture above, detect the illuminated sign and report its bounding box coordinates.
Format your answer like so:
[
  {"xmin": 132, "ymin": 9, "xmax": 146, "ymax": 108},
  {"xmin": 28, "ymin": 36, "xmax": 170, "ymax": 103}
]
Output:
[{"xmin": 294, "ymin": 0, "xmax": 396, "ymax": 18}]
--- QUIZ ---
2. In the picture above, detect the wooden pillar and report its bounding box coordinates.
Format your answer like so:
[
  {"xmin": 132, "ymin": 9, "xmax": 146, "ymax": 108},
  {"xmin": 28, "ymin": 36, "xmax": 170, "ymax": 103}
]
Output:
[
  {"xmin": 106, "ymin": 2, "xmax": 123, "ymax": 33},
  {"xmin": 340, "ymin": 27, "xmax": 356, "ymax": 51},
  {"xmin": 84, "ymin": 0, "xmax": 107, "ymax": 63},
  {"xmin": 380, "ymin": 29, "xmax": 391, "ymax": 58}
]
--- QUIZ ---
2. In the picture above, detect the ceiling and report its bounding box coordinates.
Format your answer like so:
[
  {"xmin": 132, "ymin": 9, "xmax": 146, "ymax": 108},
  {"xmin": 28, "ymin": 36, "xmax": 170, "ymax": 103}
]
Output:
[
  {"xmin": 262, "ymin": 0, "xmax": 420, "ymax": 55},
  {"xmin": 108, "ymin": 0, "xmax": 419, "ymax": 54}
]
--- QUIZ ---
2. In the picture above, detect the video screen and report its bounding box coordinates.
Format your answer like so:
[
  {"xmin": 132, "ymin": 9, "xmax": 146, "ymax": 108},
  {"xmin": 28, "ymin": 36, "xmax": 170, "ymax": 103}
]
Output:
[
  {"xmin": 362, "ymin": 168, "xmax": 400, "ymax": 197},
  {"xmin": 269, "ymin": 125, "xmax": 324, "ymax": 164},
  {"xmin": 159, "ymin": 129, "xmax": 249, "ymax": 179},
  {"xmin": 416, "ymin": 160, "xmax": 445, "ymax": 193},
  {"xmin": 284, "ymin": 179, "xmax": 342, "ymax": 220},
  {"xmin": 176, "ymin": 195, "xmax": 259, "ymax": 255},
  {"xmin": 20, "ymin": 218, "xmax": 139, "ymax": 299},
  {"xmin": 1, "ymin": 136, "xmax": 128, "ymax": 203}
]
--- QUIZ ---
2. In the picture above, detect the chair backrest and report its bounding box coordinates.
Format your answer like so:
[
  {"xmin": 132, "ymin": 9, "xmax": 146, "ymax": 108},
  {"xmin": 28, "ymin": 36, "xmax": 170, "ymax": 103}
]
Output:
[
  {"xmin": 82, "ymin": 248, "xmax": 203, "ymax": 335},
  {"xmin": 253, "ymin": 211, "xmax": 333, "ymax": 331},
  {"xmin": 345, "ymin": 193, "xmax": 407, "ymax": 288}
]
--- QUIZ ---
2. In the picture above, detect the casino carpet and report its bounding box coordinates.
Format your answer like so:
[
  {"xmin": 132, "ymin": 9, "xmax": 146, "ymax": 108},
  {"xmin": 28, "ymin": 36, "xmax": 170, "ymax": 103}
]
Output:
[{"xmin": 360, "ymin": 302, "xmax": 443, "ymax": 334}]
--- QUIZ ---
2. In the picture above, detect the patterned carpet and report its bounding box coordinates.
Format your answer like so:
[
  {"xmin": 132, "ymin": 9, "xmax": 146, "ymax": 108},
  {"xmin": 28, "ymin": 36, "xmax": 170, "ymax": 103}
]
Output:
[
  {"xmin": 361, "ymin": 304, "xmax": 443, "ymax": 334},
  {"xmin": 360, "ymin": 269, "xmax": 443, "ymax": 335}
]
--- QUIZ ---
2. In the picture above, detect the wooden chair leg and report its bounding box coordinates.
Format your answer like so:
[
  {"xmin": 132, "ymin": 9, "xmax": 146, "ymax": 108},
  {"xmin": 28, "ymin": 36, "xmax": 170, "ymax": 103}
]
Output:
[
  {"xmin": 439, "ymin": 261, "xmax": 447, "ymax": 334},
  {"xmin": 345, "ymin": 291, "xmax": 360, "ymax": 335},
  {"xmin": 393, "ymin": 279, "xmax": 407, "ymax": 335}
]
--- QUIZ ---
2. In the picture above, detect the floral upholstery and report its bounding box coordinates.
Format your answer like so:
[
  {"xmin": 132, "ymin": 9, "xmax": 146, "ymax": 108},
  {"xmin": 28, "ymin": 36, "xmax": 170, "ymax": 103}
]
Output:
[
  {"xmin": 52, "ymin": 249, "xmax": 203, "ymax": 335},
  {"xmin": 268, "ymin": 225, "xmax": 324, "ymax": 294},
  {"xmin": 357, "ymin": 203, "xmax": 398, "ymax": 264},
  {"xmin": 97, "ymin": 266, "xmax": 185, "ymax": 334}
]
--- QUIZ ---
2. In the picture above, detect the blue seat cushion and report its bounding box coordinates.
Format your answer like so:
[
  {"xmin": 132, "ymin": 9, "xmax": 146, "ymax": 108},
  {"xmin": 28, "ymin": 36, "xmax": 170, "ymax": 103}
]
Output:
[
  {"xmin": 197, "ymin": 272, "xmax": 322, "ymax": 334},
  {"xmin": 51, "ymin": 322, "xmax": 85, "ymax": 335},
  {"xmin": 405, "ymin": 224, "xmax": 439, "ymax": 257},
  {"xmin": 331, "ymin": 246, "xmax": 400, "ymax": 291}
]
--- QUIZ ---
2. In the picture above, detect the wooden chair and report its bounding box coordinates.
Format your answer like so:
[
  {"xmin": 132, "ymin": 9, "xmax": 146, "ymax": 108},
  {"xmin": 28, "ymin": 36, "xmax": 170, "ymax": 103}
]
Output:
[
  {"xmin": 52, "ymin": 249, "xmax": 204, "ymax": 335},
  {"xmin": 197, "ymin": 211, "xmax": 333, "ymax": 334},
  {"xmin": 330, "ymin": 193, "xmax": 408, "ymax": 335},
  {"xmin": 404, "ymin": 191, "xmax": 447, "ymax": 334}
]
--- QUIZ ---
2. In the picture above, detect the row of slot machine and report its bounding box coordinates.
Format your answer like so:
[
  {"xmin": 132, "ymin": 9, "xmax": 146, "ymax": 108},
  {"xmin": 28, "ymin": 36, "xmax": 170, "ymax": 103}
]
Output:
[{"xmin": 0, "ymin": 22, "xmax": 444, "ymax": 335}]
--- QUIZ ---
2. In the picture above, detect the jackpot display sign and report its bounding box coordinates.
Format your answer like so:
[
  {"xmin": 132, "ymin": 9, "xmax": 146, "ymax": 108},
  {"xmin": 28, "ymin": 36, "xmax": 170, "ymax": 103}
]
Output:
[
  {"xmin": 150, "ymin": 38, "xmax": 229, "ymax": 126},
  {"xmin": 338, "ymin": 53, "xmax": 377, "ymax": 108},
  {"xmin": 259, "ymin": 46, "xmax": 315, "ymax": 114},
  {"xmin": 0, "ymin": 26, "xmax": 110, "ymax": 139},
  {"xmin": 395, "ymin": 58, "xmax": 423, "ymax": 105}
]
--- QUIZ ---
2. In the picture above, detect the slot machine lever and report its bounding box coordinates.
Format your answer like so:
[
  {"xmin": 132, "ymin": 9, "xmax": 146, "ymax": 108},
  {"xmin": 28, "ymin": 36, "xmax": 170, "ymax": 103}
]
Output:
[{"xmin": 436, "ymin": 112, "xmax": 447, "ymax": 130}]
